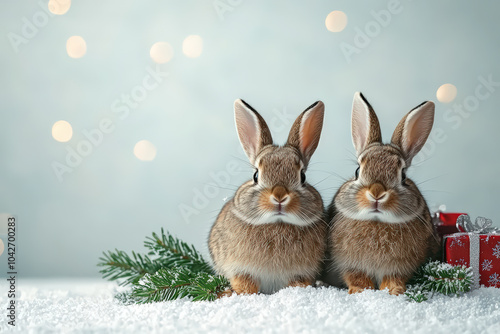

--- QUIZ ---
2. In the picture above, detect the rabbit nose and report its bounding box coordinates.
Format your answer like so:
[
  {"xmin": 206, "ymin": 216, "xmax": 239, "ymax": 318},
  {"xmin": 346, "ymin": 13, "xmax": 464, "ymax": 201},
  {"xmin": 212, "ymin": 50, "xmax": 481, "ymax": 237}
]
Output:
[
  {"xmin": 271, "ymin": 196, "xmax": 290, "ymax": 205},
  {"xmin": 270, "ymin": 186, "xmax": 290, "ymax": 205},
  {"xmin": 367, "ymin": 183, "xmax": 387, "ymax": 201}
]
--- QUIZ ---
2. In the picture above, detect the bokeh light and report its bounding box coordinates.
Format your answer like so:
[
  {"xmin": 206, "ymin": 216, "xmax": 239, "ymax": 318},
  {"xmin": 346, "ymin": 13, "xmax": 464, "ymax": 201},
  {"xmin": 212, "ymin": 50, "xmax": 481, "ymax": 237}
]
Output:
[
  {"xmin": 436, "ymin": 83, "xmax": 457, "ymax": 103},
  {"xmin": 52, "ymin": 120, "xmax": 73, "ymax": 142},
  {"xmin": 66, "ymin": 36, "xmax": 87, "ymax": 58},
  {"xmin": 150, "ymin": 42, "xmax": 174, "ymax": 64},
  {"xmin": 48, "ymin": 0, "xmax": 71, "ymax": 15},
  {"xmin": 325, "ymin": 11, "xmax": 348, "ymax": 32},
  {"xmin": 134, "ymin": 140, "xmax": 157, "ymax": 161},
  {"xmin": 182, "ymin": 35, "xmax": 203, "ymax": 58}
]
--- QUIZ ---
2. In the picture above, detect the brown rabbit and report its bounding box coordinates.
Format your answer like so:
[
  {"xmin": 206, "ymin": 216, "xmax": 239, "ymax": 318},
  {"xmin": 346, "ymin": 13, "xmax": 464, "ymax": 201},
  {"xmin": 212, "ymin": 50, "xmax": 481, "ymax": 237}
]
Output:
[
  {"xmin": 326, "ymin": 92, "xmax": 439, "ymax": 295},
  {"xmin": 209, "ymin": 99, "xmax": 327, "ymax": 295}
]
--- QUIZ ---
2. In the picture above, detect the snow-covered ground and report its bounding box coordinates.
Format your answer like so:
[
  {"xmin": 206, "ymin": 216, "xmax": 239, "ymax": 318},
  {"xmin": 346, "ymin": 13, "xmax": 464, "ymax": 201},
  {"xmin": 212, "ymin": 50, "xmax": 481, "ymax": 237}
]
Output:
[{"xmin": 1, "ymin": 279, "xmax": 500, "ymax": 333}]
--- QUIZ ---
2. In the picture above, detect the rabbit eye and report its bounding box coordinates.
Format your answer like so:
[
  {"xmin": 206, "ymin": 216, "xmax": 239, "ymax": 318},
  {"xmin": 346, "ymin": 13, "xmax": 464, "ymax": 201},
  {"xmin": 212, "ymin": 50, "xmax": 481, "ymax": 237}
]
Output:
[
  {"xmin": 253, "ymin": 170, "xmax": 259, "ymax": 184},
  {"xmin": 401, "ymin": 169, "xmax": 407, "ymax": 185},
  {"xmin": 355, "ymin": 166, "xmax": 360, "ymax": 180},
  {"xmin": 300, "ymin": 169, "xmax": 306, "ymax": 184}
]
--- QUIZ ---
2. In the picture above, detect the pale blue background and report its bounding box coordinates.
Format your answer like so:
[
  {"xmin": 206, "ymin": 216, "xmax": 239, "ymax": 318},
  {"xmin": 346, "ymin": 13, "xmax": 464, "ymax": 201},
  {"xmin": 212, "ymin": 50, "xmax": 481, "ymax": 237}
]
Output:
[{"xmin": 0, "ymin": 0, "xmax": 499, "ymax": 277}]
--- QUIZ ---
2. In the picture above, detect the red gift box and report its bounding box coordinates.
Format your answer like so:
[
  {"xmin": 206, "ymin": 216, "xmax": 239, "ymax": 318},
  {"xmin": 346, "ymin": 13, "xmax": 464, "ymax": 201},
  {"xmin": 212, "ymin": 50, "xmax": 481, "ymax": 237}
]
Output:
[
  {"xmin": 444, "ymin": 232, "xmax": 500, "ymax": 288},
  {"xmin": 433, "ymin": 212, "xmax": 466, "ymax": 238}
]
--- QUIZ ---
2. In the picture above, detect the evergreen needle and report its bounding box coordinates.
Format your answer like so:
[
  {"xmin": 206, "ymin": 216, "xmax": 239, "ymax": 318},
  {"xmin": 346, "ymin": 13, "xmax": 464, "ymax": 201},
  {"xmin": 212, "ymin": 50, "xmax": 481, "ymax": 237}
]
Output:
[
  {"xmin": 405, "ymin": 260, "xmax": 473, "ymax": 302},
  {"xmin": 98, "ymin": 229, "xmax": 230, "ymax": 303}
]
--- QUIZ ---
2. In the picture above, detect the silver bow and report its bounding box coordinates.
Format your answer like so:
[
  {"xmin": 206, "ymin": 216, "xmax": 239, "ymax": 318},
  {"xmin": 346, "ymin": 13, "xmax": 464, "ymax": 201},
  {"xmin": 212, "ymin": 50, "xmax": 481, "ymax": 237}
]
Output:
[{"xmin": 456, "ymin": 214, "xmax": 500, "ymax": 234}]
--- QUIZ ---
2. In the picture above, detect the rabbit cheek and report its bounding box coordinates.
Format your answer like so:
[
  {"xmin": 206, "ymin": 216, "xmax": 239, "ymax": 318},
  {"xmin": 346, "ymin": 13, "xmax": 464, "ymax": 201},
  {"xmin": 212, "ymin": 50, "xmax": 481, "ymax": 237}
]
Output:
[
  {"xmin": 284, "ymin": 194, "xmax": 300, "ymax": 214},
  {"xmin": 356, "ymin": 188, "xmax": 372, "ymax": 210},
  {"xmin": 380, "ymin": 190, "xmax": 398, "ymax": 211}
]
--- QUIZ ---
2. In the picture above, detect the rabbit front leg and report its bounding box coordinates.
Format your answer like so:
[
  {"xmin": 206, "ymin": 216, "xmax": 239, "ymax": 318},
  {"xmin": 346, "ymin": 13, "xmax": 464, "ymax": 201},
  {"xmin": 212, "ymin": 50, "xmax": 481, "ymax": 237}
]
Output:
[
  {"xmin": 230, "ymin": 274, "xmax": 259, "ymax": 295},
  {"xmin": 343, "ymin": 271, "xmax": 375, "ymax": 294},
  {"xmin": 379, "ymin": 275, "xmax": 407, "ymax": 295},
  {"xmin": 288, "ymin": 277, "xmax": 314, "ymax": 288}
]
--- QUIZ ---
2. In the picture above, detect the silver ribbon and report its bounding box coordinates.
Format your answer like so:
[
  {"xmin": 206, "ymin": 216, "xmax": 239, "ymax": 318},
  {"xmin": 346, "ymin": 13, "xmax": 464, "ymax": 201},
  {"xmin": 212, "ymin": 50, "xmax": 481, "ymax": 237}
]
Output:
[
  {"xmin": 456, "ymin": 214, "xmax": 500, "ymax": 234},
  {"xmin": 455, "ymin": 214, "xmax": 499, "ymax": 289}
]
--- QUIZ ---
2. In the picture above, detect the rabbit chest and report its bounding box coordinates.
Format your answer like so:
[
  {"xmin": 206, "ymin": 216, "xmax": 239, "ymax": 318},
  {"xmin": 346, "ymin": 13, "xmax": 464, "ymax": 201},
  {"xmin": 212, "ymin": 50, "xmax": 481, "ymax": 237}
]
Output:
[
  {"xmin": 331, "ymin": 216, "xmax": 431, "ymax": 279},
  {"xmin": 210, "ymin": 208, "xmax": 326, "ymax": 286},
  {"xmin": 231, "ymin": 221, "xmax": 324, "ymax": 269}
]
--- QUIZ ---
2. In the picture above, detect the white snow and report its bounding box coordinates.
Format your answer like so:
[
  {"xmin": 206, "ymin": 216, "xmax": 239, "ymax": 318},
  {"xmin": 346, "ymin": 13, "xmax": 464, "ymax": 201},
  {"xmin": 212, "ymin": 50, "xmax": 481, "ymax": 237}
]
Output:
[{"xmin": 1, "ymin": 279, "xmax": 500, "ymax": 333}]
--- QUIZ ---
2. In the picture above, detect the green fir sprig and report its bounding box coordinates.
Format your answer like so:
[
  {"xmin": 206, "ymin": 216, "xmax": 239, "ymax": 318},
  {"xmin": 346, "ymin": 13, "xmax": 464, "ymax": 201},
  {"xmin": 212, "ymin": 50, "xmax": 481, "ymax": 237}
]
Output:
[
  {"xmin": 98, "ymin": 229, "xmax": 229, "ymax": 302},
  {"xmin": 98, "ymin": 249, "xmax": 165, "ymax": 286},
  {"xmin": 405, "ymin": 260, "xmax": 473, "ymax": 302},
  {"xmin": 190, "ymin": 271, "xmax": 230, "ymax": 301},
  {"xmin": 130, "ymin": 267, "xmax": 229, "ymax": 303},
  {"xmin": 144, "ymin": 228, "xmax": 213, "ymax": 274}
]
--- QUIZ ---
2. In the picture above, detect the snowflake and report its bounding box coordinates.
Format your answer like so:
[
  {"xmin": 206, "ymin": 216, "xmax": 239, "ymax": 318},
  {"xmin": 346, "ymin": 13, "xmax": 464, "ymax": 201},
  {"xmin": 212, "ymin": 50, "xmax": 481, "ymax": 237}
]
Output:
[
  {"xmin": 488, "ymin": 273, "xmax": 500, "ymax": 287},
  {"xmin": 450, "ymin": 238, "xmax": 464, "ymax": 248},
  {"xmin": 455, "ymin": 258, "xmax": 467, "ymax": 266},
  {"xmin": 492, "ymin": 242, "xmax": 500, "ymax": 259},
  {"xmin": 482, "ymin": 259, "xmax": 493, "ymax": 271}
]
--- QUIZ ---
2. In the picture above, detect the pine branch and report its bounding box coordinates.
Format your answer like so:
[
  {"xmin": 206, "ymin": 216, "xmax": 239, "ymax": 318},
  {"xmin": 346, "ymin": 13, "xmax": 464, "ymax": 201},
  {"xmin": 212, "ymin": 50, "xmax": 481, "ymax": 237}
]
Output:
[
  {"xmin": 98, "ymin": 249, "xmax": 164, "ymax": 286},
  {"xmin": 190, "ymin": 272, "xmax": 230, "ymax": 302},
  {"xmin": 129, "ymin": 266, "xmax": 230, "ymax": 303},
  {"xmin": 98, "ymin": 229, "xmax": 213, "ymax": 287},
  {"xmin": 405, "ymin": 286, "xmax": 429, "ymax": 303},
  {"xmin": 144, "ymin": 228, "xmax": 213, "ymax": 274},
  {"xmin": 131, "ymin": 266, "xmax": 194, "ymax": 303},
  {"xmin": 98, "ymin": 229, "xmax": 230, "ymax": 303},
  {"xmin": 406, "ymin": 260, "xmax": 473, "ymax": 302}
]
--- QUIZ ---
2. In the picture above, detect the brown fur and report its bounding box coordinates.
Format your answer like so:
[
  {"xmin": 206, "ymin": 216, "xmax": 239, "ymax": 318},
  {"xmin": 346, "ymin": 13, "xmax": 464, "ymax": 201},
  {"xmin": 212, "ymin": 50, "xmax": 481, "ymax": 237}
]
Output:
[
  {"xmin": 328, "ymin": 148, "xmax": 438, "ymax": 292},
  {"xmin": 343, "ymin": 271, "xmax": 375, "ymax": 294},
  {"xmin": 379, "ymin": 276, "xmax": 406, "ymax": 295},
  {"xmin": 210, "ymin": 198, "xmax": 326, "ymax": 293},
  {"xmin": 209, "ymin": 100, "xmax": 327, "ymax": 295},
  {"xmin": 325, "ymin": 93, "xmax": 439, "ymax": 294},
  {"xmin": 354, "ymin": 93, "xmax": 382, "ymax": 146},
  {"xmin": 288, "ymin": 278, "xmax": 314, "ymax": 288},
  {"xmin": 331, "ymin": 211, "xmax": 434, "ymax": 286},
  {"xmin": 259, "ymin": 187, "xmax": 301, "ymax": 214},
  {"xmin": 230, "ymin": 274, "xmax": 260, "ymax": 295},
  {"xmin": 287, "ymin": 101, "xmax": 324, "ymax": 165}
]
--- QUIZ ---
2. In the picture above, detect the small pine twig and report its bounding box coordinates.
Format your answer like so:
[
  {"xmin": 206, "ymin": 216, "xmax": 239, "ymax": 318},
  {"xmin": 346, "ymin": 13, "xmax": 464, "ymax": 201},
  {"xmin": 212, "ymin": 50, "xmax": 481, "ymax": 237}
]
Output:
[
  {"xmin": 406, "ymin": 260, "xmax": 473, "ymax": 302},
  {"xmin": 98, "ymin": 229, "xmax": 213, "ymax": 287},
  {"xmin": 97, "ymin": 249, "xmax": 164, "ymax": 286},
  {"xmin": 131, "ymin": 266, "xmax": 195, "ymax": 303},
  {"xmin": 190, "ymin": 272, "xmax": 230, "ymax": 302},
  {"xmin": 98, "ymin": 228, "xmax": 230, "ymax": 303},
  {"xmin": 144, "ymin": 228, "xmax": 213, "ymax": 274},
  {"xmin": 405, "ymin": 286, "xmax": 429, "ymax": 303},
  {"xmin": 128, "ymin": 267, "xmax": 230, "ymax": 303}
]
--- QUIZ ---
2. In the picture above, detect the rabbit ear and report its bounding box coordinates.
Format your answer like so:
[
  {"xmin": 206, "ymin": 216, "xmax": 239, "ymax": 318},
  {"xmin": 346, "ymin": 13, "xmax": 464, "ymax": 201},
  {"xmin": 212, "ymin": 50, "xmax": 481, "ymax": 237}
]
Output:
[
  {"xmin": 351, "ymin": 92, "xmax": 382, "ymax": 155},
  {"xmin": 287, "ymin": 101, "xmax": 324, "ymax": 167},
  {"xmin": 234, "ymin": 99, "xmax": 273, "ymax": 165},
  {"xmin": 391, "ymin": 101, "xmax": 435, "ymax": 166}
]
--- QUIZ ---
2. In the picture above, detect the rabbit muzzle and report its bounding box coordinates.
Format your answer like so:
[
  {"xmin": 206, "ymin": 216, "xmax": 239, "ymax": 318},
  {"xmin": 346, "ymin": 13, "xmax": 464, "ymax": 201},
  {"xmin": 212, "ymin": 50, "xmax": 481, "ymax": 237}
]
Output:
[
  {"xmin": 269, "ymin": 186, "xmax": 291, "ymax": 213},
  {"xmin": 365, "ymin": 183, "xmax": 389, "ymax": 212}
]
